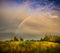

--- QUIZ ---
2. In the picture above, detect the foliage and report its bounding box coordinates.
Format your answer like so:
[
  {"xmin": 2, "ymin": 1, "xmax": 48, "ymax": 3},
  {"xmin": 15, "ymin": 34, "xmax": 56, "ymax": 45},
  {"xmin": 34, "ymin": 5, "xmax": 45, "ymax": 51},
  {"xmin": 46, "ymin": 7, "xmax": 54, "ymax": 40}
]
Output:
[
  {"xmin": 0, "ymin": 35, "xmax": 60, "ymax": 53},
  {"xmin": 14, "ymin": 36, "xmax": 18, "ymax": 41},
  {"xmin": 42, "ymin": 35, "xmax": 60, "ymax": 43},
  {"xmin": 0, "ymin": 41, "xmax": 60, "ymax": 53},
  {"xmin": 20, "ymin": 37, "xmax": 24, "ymax": 41}
]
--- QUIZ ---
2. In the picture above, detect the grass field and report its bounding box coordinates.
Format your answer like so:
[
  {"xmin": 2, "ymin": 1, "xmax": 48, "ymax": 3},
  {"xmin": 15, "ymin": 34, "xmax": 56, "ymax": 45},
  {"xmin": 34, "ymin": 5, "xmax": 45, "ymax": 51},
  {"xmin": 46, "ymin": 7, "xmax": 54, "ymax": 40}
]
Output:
[{"xmin": 0, "ymin": 41, "xmax": 60, "ymax": 53}]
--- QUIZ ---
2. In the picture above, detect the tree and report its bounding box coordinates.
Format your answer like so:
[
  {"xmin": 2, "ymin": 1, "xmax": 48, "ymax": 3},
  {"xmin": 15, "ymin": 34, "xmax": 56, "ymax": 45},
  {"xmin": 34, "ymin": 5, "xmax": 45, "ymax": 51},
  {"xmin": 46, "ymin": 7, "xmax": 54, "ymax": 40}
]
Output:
[
  {"xmin": 43, "ymin": 35, "xmax": 60, "ymax": 43},
  {"xmin": 43, "ymin": 35, "xmax": 49, "ymax": 41},
  {"xmin": 20, "ymin": 37, "xmax": 24, "ymax": 41},
  {"xmin": 40, "ymin": 38, "xmax": 44, "ymax": 41},
  {"xmin": 14, "ymin": 36, "xmax": 18, "ymax": 41}
]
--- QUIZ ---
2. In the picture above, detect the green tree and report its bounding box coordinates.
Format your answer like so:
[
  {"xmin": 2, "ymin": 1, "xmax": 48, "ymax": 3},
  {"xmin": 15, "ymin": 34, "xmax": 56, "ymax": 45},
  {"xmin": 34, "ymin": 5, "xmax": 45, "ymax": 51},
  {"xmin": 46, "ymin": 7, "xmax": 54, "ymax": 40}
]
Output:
[
  {"xmin": 40, "ymin": 38, "xmax": 44, "ymax": 41},
  {"xmin": 14, "ymin": 36, "xmax": 18, "ymax": 41},
  {"xmin": 43, "ymin": 35, "xmax": 49, "ymax": 41},
  {"xmin": 20, "ymin": 37, "xmax": 24, "ymax": 41}
]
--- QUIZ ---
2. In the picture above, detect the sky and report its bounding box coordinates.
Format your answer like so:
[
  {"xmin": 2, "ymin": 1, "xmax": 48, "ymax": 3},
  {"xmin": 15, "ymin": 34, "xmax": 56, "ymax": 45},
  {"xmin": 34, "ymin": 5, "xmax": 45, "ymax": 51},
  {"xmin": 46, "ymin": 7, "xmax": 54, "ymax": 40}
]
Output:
[{"xmin": 0, "ymin": 0, "xmax": 60, "ymax": 40}]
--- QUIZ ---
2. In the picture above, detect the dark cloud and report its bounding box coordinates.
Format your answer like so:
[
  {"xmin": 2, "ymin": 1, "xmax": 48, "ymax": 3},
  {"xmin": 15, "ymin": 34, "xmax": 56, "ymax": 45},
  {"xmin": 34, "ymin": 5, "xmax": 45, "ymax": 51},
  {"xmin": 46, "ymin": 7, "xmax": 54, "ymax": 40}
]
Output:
[
  {"xmin": 0, "ymin": 16, "xmax": 21, "ymax": 33},
  {"xmin": 0, "ymin": 32, "xmax": 14, "ymax": 41}
]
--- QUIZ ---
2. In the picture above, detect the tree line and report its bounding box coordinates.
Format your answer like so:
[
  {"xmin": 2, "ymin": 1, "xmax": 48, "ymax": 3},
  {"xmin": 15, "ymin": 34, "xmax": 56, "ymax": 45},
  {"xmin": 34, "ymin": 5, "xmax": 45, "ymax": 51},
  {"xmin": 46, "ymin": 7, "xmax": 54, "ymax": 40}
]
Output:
[{"xmin": 10, "ymin": 35, "xmax": 60, "ymax": 43}]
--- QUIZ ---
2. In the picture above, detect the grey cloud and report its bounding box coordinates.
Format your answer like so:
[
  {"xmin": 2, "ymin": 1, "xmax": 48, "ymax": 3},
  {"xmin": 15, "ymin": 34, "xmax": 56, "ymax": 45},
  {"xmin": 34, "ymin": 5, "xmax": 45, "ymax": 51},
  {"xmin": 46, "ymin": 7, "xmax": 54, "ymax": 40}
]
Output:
[
  {"xmin": 0, "ymin": 1, "xmax": 60, "ymax": 41},
  {"xmin": 0, "ymin": 17, "xmax": 21, "ymax": 33},
  {"xmin": 0, "ymin": 32, "xmax": 14, "ymax": 41}
]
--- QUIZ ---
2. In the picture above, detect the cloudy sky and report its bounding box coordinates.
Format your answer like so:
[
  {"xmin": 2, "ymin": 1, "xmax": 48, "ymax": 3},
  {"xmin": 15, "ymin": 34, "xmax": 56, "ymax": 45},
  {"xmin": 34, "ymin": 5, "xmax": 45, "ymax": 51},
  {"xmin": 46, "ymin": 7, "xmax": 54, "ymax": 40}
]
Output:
[{"xmin": 0, "ymin": 0, "xmax": 60, "ymax": 40}]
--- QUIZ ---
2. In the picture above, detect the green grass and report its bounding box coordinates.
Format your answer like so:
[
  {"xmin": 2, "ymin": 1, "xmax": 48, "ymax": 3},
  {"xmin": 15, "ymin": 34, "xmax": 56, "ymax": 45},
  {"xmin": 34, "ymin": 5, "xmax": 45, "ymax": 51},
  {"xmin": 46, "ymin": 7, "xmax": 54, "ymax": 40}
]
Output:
[{"xmin": 0, "ymin": 41, "xmax": 60, "ymax": 53}]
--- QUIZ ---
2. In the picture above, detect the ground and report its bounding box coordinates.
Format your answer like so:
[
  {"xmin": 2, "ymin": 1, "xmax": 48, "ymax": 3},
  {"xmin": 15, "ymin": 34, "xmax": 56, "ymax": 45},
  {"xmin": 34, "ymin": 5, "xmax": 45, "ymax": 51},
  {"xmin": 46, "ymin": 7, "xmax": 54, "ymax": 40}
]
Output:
[{"xmin": 0, "ymin": 41, "xmax": 60, "ymax": 53}]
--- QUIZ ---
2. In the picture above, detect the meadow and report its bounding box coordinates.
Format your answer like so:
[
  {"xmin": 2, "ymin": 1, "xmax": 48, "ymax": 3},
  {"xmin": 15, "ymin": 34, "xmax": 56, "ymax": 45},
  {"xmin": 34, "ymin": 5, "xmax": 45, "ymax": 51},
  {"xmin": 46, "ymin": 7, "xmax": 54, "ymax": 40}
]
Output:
[{"xmin": 0, "ymin": 40, "xmax": 60, "ymax": 53}]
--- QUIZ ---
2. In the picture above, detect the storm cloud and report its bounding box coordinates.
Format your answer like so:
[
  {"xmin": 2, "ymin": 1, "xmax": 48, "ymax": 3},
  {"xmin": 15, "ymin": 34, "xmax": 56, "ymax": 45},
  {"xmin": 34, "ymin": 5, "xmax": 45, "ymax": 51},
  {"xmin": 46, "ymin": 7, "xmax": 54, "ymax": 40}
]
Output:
[{"xmin": 0, "ymin": 0, "xmax": 60, "ymax": 40}]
